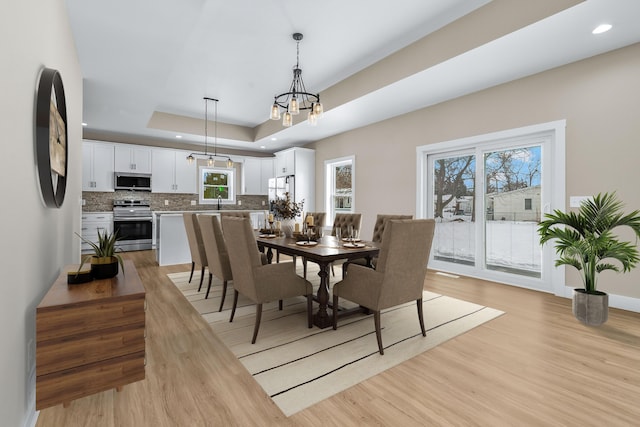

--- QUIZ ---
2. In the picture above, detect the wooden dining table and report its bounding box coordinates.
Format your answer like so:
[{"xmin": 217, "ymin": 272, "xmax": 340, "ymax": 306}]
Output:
[{"xmin": 255, "ymin": 234, "xmax": 380, "ymax": 328}]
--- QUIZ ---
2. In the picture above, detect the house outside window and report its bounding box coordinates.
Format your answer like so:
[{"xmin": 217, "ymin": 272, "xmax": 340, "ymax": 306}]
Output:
[
  {"xmin": 524, "ymin": 198, "xmax": 532, "ymax": 210},
  {"xmin": 199, "ymin": 167, "xmax": 235, "ymax": 205}
]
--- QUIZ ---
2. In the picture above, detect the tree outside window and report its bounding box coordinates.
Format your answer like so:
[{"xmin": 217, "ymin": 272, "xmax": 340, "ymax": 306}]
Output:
[{"xmin": 200, "ymin": 167, "xmax": 234, "ymax": 204}]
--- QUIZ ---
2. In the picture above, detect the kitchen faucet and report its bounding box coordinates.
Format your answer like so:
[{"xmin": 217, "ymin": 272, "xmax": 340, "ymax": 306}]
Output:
[{"xmin": 217, "ymin": 195, "xmax": 221, "ymax": 210}]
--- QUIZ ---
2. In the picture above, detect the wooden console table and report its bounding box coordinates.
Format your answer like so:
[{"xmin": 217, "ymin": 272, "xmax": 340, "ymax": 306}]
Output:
[{"xmin": 35, "ymin": 259, "xmax": 146, "ymax": 409}]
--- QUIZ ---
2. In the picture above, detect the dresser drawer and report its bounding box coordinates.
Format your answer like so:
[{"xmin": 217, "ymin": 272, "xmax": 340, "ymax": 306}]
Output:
[
  {"xmin": 37, "ymin": 322, "xmax": 145, "ymax": 376},
  {"xmin": 36, "ymin": 351, "xmax": 145, "ymax": 410},
  {"xmin": 37, "ymin": 297, "xmax": 145, "ymax": 341}
]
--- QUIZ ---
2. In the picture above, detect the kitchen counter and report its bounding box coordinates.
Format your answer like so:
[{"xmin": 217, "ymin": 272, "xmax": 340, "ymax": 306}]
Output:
[{"xmin": 155, "ymin": 210, "xmax": 267, "ymax": 266}]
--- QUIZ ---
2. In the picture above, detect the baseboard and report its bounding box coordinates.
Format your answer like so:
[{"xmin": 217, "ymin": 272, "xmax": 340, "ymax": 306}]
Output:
[
  {"xmin": 560, "ymin": 286, "xmax": 640, "ymax": 313},
  {"xmin": 23, "ymin": 368, "xmax": 38, "ymax": 427}
]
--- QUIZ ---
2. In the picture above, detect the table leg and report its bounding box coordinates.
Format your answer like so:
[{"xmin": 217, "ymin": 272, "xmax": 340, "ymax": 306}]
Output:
[
  {"xmin": 313, "ymin": 261, "xmax": 332, "ymax": 328},
  {"xmin": 266, "ymin": 247, "xmax": 273, "ymax": 264}
]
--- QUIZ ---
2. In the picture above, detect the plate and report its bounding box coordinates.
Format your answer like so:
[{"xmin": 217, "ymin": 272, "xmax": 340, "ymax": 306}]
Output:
[
  {"xmin": 259, "ymin": 234, "xmax": 276, "ymax": 238},
  {"xmin": 343, "ymin": 242, "xmax": 366, "ymax": 248},
  {"xmin": 341, "ymin": 238, "xmax": 362, "ymax": 242},
  {"xmin": 296, "ymin": 241, "xmax": 318, "ymax": 246}
]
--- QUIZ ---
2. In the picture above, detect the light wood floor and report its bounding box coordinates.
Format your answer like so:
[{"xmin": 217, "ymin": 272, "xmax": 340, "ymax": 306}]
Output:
[{"xmin": 36, "ymin": 250, "xmax": 640, "ymax": 426}]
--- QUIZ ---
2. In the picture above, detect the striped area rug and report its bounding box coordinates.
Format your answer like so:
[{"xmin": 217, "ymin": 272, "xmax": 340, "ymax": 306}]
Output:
[{"xmin": 167, "ymin": 263, "xmax": 503, "ymax": 416}]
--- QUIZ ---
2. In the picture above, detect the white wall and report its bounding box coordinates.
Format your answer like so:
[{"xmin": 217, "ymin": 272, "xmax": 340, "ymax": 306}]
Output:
[{"xmin": 0, "ymin": 1, "xmax": 82, "ymax": 426}]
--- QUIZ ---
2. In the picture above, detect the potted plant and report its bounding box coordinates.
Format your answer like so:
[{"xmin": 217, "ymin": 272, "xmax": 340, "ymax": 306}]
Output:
[
  {"xmin": 271, "ymin": 192, "xmax": 304, "ymax": 237},
  {"xmin": 538, "ymin": 192, "xmax": 640, "ymax": 325},
  {"xmin": 76, "ymin": 229, "xmax": 125, "ymax": 279}
]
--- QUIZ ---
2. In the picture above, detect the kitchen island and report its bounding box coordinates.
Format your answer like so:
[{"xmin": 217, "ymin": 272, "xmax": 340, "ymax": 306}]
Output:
[{"xmin": 155, "ymin": 210, "xmax": 267, "ymax": 266}]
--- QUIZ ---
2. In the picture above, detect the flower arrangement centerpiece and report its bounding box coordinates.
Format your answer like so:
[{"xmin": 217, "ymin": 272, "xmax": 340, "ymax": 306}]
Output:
[
  {"xmin": 271, "ymin": 192, "xmax": 304, "ymax": 220},
  {"xmin": 271, "ymin": 192, "xmax": 304, "ymax": 237}
]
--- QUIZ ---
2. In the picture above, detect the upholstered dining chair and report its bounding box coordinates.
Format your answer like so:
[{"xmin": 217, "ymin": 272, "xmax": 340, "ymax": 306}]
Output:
[
  {"xmin": 326, "ymin": 213, "xmax": 363, "ymax": 277},
  {"xmin": 183, "ymin": 212, "xmax": 208, "ymax": 292},
  {"xmin": 342, "ymin": 214, "xmax": 413, "ymax": 278},
  {"xmin": 221, "ymin": 216, "xmax": 314, "ymax": 344},
  {"xmin": 197, "ymin": 215, "xmax": 233, "ymax": 310},
  {"xmin": 332, "ymin": 219, "xmax": 436, "ymax": 355}
]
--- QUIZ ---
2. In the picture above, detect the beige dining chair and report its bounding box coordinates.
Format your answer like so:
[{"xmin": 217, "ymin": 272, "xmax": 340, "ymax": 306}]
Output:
[
  {"xmin": 326, "ymin": 213, "xmax": 363, "ymax": 277},
  {"xmin": 197, "ymin": 215, "xmax": 233, "ymax": 310},
  {"xmin": 183, "ymin": 212, "xmax": 208, "ymax": 292},
  {"xmin": 332, "ymin": 219, "xmax": 435, "ymax": 355},
  {"xmin": 342, "ymin": 214, "xmax": 413, "ymax": 278},
  {"xmin": 221, "ymin": 216, "xmax": 314, "ymax": 344}
]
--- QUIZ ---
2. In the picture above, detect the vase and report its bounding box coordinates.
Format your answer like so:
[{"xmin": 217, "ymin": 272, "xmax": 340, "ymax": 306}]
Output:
[
  {"xmin": 572, "ymin": 288, "xmax": 608, "ymax": 326},
  {"xmin": 280, "ymin": 219, "xmax": 296, "ymax": 238},
  {"xmin": 90, "ymin": 256, "xmax": 119, "ymax": 279}
]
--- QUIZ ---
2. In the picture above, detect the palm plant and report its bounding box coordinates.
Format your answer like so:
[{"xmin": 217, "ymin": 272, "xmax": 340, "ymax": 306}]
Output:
[
  {"xmin": 538, "ymin": 192, "xmax": 640, "ymax": 293},
  {"xmin": 76, "ymin": 229, "xmax": 125, "ymax": 274}
]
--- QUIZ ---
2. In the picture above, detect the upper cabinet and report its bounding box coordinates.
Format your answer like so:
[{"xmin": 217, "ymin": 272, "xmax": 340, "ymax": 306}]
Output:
[
  {"xmin": 275, "ymin": 149, "xmax": 296, "ymax": 177},
  {"xmin": 244, "ymin": 157, "xmax": 274, "ymax": 195},
  {"xmin": 114, "ymin": 145, "xmax": 152, "ymax": 173},
  {"xmin": 151, "ymin": 148, "xmax": 196, "ymax": 194},
  {"xmin": 82, "ymin": 140, "xmax": 114, "ymax": 192}
]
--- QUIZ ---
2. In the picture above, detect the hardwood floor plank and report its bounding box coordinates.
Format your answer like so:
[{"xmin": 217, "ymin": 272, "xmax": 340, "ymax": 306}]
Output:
[{"xmin": 36, "ymin": 250, "xmax": 640, "ymax": 426}]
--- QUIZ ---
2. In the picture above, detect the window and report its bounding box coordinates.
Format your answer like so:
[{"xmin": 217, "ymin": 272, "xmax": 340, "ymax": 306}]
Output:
[
  {"xmin": 199, "ymin": 167, "xmax": 235, "ymax": 205},
  {"xmin": 417, "ymin": 120, "xmax": 566, "ymax": 295},
  {"xmin": 325, "ymin": 156, "xmax": 355, "ymax": 227}
]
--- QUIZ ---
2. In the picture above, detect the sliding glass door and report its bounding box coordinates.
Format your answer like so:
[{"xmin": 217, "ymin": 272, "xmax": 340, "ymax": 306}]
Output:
[{"xmin": 418, "ymin": 121, "xmax": 566, "ymax": 293}]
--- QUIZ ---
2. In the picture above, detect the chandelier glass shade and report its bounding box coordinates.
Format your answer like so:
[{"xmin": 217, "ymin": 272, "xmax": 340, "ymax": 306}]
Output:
[
  {"xmin": 187, "ymin": 97, "xmax": 233, "ymax": 168},
  {"xmin": 270, "ymin": 33, "xmax": 323, "ymax": 127}
]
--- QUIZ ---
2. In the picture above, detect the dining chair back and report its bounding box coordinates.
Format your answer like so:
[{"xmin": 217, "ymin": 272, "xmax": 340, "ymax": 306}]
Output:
[
  {"xmin": 183, "ymin": 212, "xmax": 208, "ymax": 291},
  {"xmin": 332, "ymin": 219, "xmax": 436, "ymax": 355},
  {"xmin": 221, "ymin": 216, "xmax": 314, "ymax": 344},
  {"xmin": 198, "ymin": 215, "xmax": 233, "ymax": 310},
  {"xmin": 331, "ymin": 213, "xmax": 362, "ymax": 238}
]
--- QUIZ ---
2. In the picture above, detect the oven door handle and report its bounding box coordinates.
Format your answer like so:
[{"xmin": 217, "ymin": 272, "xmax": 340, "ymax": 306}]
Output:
[{"xmin": 114, "ymin": 217, "xmax": 153, "ymax": 222}]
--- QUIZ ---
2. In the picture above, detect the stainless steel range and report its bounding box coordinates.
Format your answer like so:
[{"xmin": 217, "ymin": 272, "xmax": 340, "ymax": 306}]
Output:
[{"xmin": 113, "ymin": 199, "xmax": 153, "ymax": 251}]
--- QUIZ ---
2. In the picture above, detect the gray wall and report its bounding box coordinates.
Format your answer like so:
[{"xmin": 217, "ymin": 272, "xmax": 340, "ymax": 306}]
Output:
[
  {"xmin": 308, "ymin": 42, "xmax": 640, "ymax": 299},
  {"xmin": 0, "ymin": 1, "xmax": 82, "ymax": 426}
]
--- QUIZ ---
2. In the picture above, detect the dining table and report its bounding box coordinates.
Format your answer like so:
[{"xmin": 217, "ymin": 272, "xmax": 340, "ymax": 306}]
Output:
[{"xmin": 255, "ymin": 233, "xmax": 380, "ymax": 328}]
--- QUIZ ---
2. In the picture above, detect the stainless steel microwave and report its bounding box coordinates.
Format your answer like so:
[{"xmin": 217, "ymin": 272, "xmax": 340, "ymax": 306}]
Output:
[{"xmin": 114, "ymin": 172, "xmax": 152, "ymax": 191}]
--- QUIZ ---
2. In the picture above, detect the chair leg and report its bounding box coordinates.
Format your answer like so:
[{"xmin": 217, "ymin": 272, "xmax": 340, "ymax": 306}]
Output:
[
  {"xmin": 374, "ymin": 311, "xmax": 384, "ymax": 355},
  {"xmin": 197, "ymin": 266, "xmax": 205, "ymax": 292},
  {"xmin": 229, "ymin": 290, "xmax": 239, "ymax": 322},
  {"xmin": 342, "ymin": 261, "xmax": 349, "ymax": 279},
  {"xmin": 205, "ymin": 273, "xmax": 213, "ymax": 299},
  {"xmin": 188, "ymin": 262, "xmax": 195, "ymax": 283},
  {"xmin": 303, "ymin": 258, "xmax": 307, "ymax": 278},
  {"xmin": 331, "ymin": 263, "xmax": 335, "ymax": 277},
  {"xmin": 218, "ymin": 280, "xmax": 228, "ymax": 312},
  {"xmin": 417, "ymin": 298, "xmax": 426, "ymax": 337},
  {"xmin": 251, "ymin": 304, "xmax": 263, "ymax": 344},
  {"xmin": 307, "ymin": 294, "xmax": 313, "ymax": 328},
  {"xmin": 279, "ymin": 300, "xmax": 283, "ymax": 310},
  {"xmin": 332, "ymin": 294, "xmax": 339, "ymax": 330}
]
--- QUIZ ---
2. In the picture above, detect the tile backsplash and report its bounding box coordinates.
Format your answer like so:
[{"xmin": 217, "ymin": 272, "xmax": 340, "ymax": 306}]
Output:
[{"xmin": 83, "ymin": 191, "xmax": 269, "ymax": 212}]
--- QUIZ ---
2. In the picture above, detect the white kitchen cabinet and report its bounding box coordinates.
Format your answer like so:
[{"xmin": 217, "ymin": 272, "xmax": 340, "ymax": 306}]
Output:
[
  {"xmin": 243, "ymin": 157, "xmax": 274, "ymax": 195},
  {"xmin": 275, "ymin": 149, "xmax": 296, "ymax": 177},
  {"xmin": 114, "ymin": 144, "xmax": 152, "ymax": 173},
  {"xmin": 80, "ymin": 212, "xmax": 113, "ymax": 253},
  {"xmin": 82, "ymin": 140, "xmax": 115, "ymax": 192},
  {"xmin": 151, "ymin": 148, "xmax": 196, "ymax": 194}
]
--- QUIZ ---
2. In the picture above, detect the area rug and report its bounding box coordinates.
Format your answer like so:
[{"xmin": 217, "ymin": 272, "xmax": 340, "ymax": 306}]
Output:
[{"xmin": 167, "ymin": 264, "xmax": 504, "ymax": 416}]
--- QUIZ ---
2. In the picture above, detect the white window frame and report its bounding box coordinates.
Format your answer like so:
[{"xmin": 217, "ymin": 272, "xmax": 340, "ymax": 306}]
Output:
[
  {"xmin": 324, "ymin": 155, "xmax": 355, "ymax": 228},
  {"xmin": 416, "ymin": 120, "xmax": 566, "ymax": 296},
  {"xmin": 199, "ymin": 166, "xmax": 235, "ymax": 205}
]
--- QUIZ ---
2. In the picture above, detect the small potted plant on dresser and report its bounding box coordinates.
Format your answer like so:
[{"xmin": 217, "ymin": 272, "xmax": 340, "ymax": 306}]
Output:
[
  {"xmin": 76, "ymin": 229, "xmax": 125, "ymax": 279},
  {"xmin": 538, "ymin": 192, "xmax": 640, "ymax": 326}
]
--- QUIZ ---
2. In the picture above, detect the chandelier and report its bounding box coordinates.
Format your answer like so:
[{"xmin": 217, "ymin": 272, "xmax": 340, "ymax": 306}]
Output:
[
  {"xmin": 187, "ymin": 97, "xmax": 233, "ymax": 168},
  {"xmin": 269, "ymin": 33, "xmax": 323, "ymax": 127}
]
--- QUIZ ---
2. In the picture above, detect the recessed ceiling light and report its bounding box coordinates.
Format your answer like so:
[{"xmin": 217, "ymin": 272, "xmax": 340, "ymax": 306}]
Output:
[
  {"xmin": 260, "ymin": 145, "xmax": 266, "ymax": 149},
  {"xmin": 271, "ymin": 137, "xmax": 277, "ymax": 141},
  {"xmin": 592, "ymin": 24, "xmax": 612, "ymax": 34},
  {"xmin": 81, "ymin": 122, "xmax": 87, "ymax": 126},
  {"xmin": 175, "ymin": 135, "xmax": 182, "ymax": 139}
]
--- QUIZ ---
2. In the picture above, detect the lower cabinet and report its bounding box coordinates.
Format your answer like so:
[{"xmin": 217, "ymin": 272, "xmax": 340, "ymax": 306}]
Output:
[
  {"xmin": 35, "ymin": 260, "xmax": 145, "ymax": 409},
  {"xmin": 81, "ymin": 212, "xmax": 113, "ymax": 253}
]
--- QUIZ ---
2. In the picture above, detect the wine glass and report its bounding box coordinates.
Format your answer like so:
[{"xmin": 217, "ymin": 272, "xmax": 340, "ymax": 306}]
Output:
[
  {"xmin": 335, "ymin": 227, "xmax": 342, "ymax": 241},
  {"xmin": 306, "ymin": 227, "xmax": 314, "ymax": 243},
  {"xmin": 347, "ymin": 225, "xmax": 354, "ymax": 242}
]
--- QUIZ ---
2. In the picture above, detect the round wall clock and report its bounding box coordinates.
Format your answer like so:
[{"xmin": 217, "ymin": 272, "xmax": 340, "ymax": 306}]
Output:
[{"xmin": 36, "ymin": 67, "xmax": 68, "ymax": 208}]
